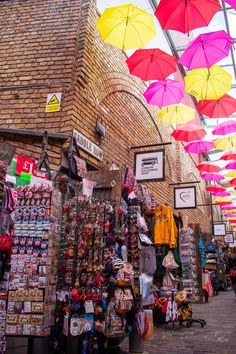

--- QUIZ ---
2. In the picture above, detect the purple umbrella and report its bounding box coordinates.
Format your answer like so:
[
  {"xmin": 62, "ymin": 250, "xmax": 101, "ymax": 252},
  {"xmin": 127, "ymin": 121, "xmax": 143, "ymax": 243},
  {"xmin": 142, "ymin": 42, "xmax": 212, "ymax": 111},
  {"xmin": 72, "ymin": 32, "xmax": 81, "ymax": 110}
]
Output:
[
  {"xmin": 144, "ymin": 79, "xmax": 184, "ymax": 107},
  {"xmin": 212, "ymin": 120, "xmax": 236, "ymax": 136},
  {"xmin": 212, "ymin": 191, "xmax": 231, "ymax": 197},
  {"xmin": 178, "ymin": 30, "xmax": 234, "ymax": 69},
  {"xmin": 184, "ymin": 140, "xmax": 214, "ymax": 154},
  {"xmin": 201, "ymin": 173, "xmax": 225, "ymax": 181},
  {"xmin": 222, "ymin": 0, "xmax": 236, "ymax": 9},
  {"xmin": 226, "ymin": 161, "xmax": 236, "ymax": 170}
]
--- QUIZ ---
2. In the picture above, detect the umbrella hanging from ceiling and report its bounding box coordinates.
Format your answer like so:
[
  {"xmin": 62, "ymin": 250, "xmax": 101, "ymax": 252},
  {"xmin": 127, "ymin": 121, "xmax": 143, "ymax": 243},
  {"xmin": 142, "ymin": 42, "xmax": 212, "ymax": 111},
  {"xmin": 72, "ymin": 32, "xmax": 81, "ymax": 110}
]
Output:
[
  {"xmin": 96, "ymin": 4, "xmax": 156, "ymax": 50},
  {"xmin": 212, "ymin": 191, "xmax": 231, "ymax": 197},
  {"xmin": 225, "ymin": 171, "xmax": 236, "ymax": 178},
  {"xmin": 178, "ymin": 30, "xmax": 233, "ymax": 69},
  {"xmin": 198, "ymin": 95, "xmax": 236, "ymax": 118},
  {"xmin": 184, "ymin": 140, "xmax": 214, "ymax": 154},
  {"xmin": 225, "ymin": 161, "xmax": 236, "ymax": 170},
  {"xmin": 222, "ymin": 0, "xmax": 236, "ymax": 9},
  {"xmin": 206, "ymin": 185, "xmax": 226, "ymax": 192},
  {"xmin": 126, "ymin": 49, "xmax": 177, "ymax": 81},
  {"xmin": 220, "ymin": 150, "xmax": 236, "ymax": 161},
  {"xmin": 155, "ymin": 0, "xmax": 221, "ymax": 34},
  {"xmin": 171, "ymin": 124, "xmax": 206, "ymax": 142},
  {"xmin": 214, "ymin": 135, "xmax": 236, "ymax": 151},
  {"xmin": 185, "ymin": 65, "xmax": 232, "ymax": 100},
  {"xmin": 144, "ymin": 80, "xmax": 184, "ymax": 107},
  {"xmin": 200, "ymin": 172, "xmax": 224, "ymax": 181},
  {"xmin": 212, "ymin": 120, "xmax": 236, "ymax": 136},
  {"xmin": 157, "ymin": 105, "xmax": 195, "ymax": 125},
  {"xmin": 196, "ymin": 161, "xmax": 221, "ymax": 172}
]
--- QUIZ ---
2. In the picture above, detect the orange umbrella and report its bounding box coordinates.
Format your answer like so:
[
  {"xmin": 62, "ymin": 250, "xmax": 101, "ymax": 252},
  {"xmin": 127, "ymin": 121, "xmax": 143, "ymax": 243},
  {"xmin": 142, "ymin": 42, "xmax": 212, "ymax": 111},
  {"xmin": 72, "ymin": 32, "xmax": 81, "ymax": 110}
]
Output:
[{"xmin": 197, "ymin": 162, "xmax": 221, "ymax": 173}]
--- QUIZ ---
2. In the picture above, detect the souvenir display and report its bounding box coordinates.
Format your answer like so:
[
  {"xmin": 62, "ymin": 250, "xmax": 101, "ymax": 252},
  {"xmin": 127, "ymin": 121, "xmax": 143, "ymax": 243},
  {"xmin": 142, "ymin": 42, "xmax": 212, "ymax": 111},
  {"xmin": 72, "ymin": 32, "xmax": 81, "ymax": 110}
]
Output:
[
  {"xmin": 179, "ymin": 228, "xmax": 200, "ymax": 301},
  {"xmin": 5, "ymin": 185, "xmax": 61, "ymax": 337}
]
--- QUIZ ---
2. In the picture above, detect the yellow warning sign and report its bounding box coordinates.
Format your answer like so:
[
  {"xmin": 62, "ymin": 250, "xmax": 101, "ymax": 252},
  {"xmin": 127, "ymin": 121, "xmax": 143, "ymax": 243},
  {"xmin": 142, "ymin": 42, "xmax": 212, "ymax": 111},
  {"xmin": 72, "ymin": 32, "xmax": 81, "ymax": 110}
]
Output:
[{"xmin": 45, "ymin": 93, "xmax": 62, "ymax": 113}]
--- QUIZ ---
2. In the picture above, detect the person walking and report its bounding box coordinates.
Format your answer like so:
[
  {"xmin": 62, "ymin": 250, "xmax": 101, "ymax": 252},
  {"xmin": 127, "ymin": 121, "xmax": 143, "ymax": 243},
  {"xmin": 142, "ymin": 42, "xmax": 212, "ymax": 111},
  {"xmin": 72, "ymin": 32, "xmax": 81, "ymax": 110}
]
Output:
[{"xmin": 226, "ymin": 253, "xmax": 236, "ymax": 298}]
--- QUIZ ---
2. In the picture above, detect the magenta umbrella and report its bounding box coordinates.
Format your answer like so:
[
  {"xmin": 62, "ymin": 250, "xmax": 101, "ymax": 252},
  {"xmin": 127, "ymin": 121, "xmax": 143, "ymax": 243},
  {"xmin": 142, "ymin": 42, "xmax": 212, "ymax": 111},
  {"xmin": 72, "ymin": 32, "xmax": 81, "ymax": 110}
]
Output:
[
  {"xmin": 212, "ymin": 120, "xmax": 236, "ymax": 136},
  {"xmin": 200, "ymin": 173, "xmax": 225, "ymax": 181},
  {"xmin": 144, "ymin": 79, "xmax": 184, "ymax": 107},
  {"xmin": 212, "ymin": 191, "xmax": 231, "ymax": 197},
  {"xmin": 178, "ymin": 30, "xmax": 234, "ymax": 69},
  {"xmin": 226, "ymin": 161, "xmax": 236, "ymax": 170},
  {"xmin": 222, "ymin": 1, "xmax": 236, "ymax": 9},
  {"xmin": 223, "ymin": 213, "xmax": 236, "ymax": 217},
  {"xmin": 221, "ymin": 205, "xmax": 236, "ymax": 210},
  {"xmin": 184, "ymin": 140, "xmax": 214, "ymax": 154}
]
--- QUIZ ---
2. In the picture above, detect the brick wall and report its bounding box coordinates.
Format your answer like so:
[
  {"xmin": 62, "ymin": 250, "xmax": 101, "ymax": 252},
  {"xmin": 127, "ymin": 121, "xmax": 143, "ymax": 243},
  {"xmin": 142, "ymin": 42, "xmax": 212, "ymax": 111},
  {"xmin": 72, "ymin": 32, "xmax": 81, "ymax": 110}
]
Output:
[{"xmin": 0, "ymin": 0, "xmax": 211, "ymax": 232}]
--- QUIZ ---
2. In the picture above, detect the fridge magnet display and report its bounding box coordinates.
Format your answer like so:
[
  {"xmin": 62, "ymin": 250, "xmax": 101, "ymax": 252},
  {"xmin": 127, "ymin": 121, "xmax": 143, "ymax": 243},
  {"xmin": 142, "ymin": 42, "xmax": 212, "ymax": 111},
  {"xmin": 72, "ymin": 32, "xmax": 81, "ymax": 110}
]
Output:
[
  {"xmin": 174, "ymin": 186, "xmax": 197, "ymax": 210},
  {"xmin": 134, "ymin": 149, "xmax": 165, "ymax": 182}
]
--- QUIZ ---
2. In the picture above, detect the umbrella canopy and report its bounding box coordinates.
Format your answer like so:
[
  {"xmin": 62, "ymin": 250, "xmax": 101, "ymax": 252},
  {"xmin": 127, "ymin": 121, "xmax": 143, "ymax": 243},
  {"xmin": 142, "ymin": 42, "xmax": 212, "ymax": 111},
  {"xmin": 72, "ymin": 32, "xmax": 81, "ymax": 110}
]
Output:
[
  {"xmin": 171, "ymin": 124, "xmax": 206, "ymax": 142},
  {"xmin": 157, "ymin": 105, "xmax": 195, "ymax": 125},
  {"xmin": 214, "ymin": 196, "xmax": 232, "ymax": 202},
  {"xmin": 221, "ymin": 205, "xmax": 236, "ymax": 210},
  {"xmin": 212, "ymin": 191, "xmax": 231, "ymax": 197},
  {"xmin": 144, "ymin": 80, "xmax": 184, "ymax": 107},
  {"xmin": 96, "ymin": 4, "xmax": 156, "ymax": 50},
  {"xmin": 206, "ymin": 185, "xmax": 226, "ymax": 192},
  {"xmin": 220, "ymin": 150, "xmax": 236, "ymax": 161},
  {"xmin": 225, "ymin": 171, "xmax": 236, "ymax": 178},
  {"xmin": 217, "ymin": 201, "xmax": 232, "ymax": 206},
  {"xmin": 201, "ymin": 172, "xmax": 224, "ymax": 181},
  {"xmin": 178, "ymin": 30, "xmax": 233, "ymax": 69},
  {"xmin": 198, "ymin": 94, "xmax": 236, "ymax": 118},
  {"xmin": 226, "ymin": 161, "xmax": 236, "ymax": 170},
  {"xmin": 214, "ymin": 135, "xmax": 236, "ymax": 150},
  {"xmin": 126, "ymin": 49, "xmax": 177, "ymax": 81},
  {"xmin": 155, "ymin": 0, "xmax": 221, "ymax": 34},
  {"xmin": 230, "ymin": 178, "xmax": 236, "ymax": 185},
  {"xmin": 212, "ymin": 120, "xmax": 236, "ymax": 136},
  {"xmin": 185, "ymin": 65, "xmax": 232, "ymax": 100},
  {"xmin": 223, "ymin": 213, "xmax": 236, "ymax": 217},
  {"xmin": 222, "ymin": 1, "xmax": 236, "ymax": 9},
  {"xmin": 185, "ymin": 140, "xmax": 214, "ymax": 154},
  {"xmin": 197, "ymin": 162, "xmax": 221, "ymax": 172}
]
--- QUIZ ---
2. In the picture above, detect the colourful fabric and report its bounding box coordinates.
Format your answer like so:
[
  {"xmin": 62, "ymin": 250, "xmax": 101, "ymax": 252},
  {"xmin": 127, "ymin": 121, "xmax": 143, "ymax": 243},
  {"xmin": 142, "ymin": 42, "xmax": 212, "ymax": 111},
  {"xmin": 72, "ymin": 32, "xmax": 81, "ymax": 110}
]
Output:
[
  {"xmin": 202, "ymin": 272, "xmax": 213, "ymax": 297},
  {"xmin": 153, "ymin": 205, "xmax": 178, "ymax": 248}
]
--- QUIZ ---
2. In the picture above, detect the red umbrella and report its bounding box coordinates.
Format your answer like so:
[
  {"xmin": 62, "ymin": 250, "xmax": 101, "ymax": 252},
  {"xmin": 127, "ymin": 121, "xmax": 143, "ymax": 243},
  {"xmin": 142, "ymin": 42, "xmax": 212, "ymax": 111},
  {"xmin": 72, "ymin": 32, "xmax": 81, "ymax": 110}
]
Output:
[
  {"xmin": 216, "ymin": 201, "xmax": 232, "ymax": 206},
  {"xmin": 155, "ymin": 0, "xmax": 221, "ymax": 34},
  {"xmin": 126, "ymin": 48, "xmax": 176, "ymax": 81},
  {"xmin": 206, "ymin": 185, "xmax": 226, "ymax": 192},
  {"xmin": 171, "ymin": 124, "xmax": 206, "ymax": 142},
  {"xmin": 198, "ymin": 94, "xmax": 236, "ymax": 118},
  {"xmin": 220, "ymin": 150, "xmax": 236, "ymax": 161},
  {"xmin": 230, "ymin": 178, "xmax": 236, "ymax": 185},
  {"xmin": 197, "ymin": 162, "xmax": 221, "ymax": 173}
]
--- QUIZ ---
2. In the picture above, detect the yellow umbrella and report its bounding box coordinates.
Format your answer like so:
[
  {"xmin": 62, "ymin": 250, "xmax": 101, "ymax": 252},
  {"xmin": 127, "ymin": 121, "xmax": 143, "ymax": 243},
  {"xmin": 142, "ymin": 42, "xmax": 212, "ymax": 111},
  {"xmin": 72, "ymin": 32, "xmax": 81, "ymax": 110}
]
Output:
[
  {"xmin": 96, "ymin": 4, "xmax": 156, "ymax": 50},
  {"xmin": 157, "ymin": 104, "xmax": 195, "ymax": 125},
  {"xmin": 214, "ymin": 135, "xmax": 236, "ymax": 151},
  {"xmin": 184, "ymin": 65, "xmax": 232, "ymax": 100},
  {"xmin": 225, "ymin": 171, "xmax": 236, "ymax": 178},
  {"xmin": 214, "ymin": 196, "xmax": 232, "ymax": 202}
]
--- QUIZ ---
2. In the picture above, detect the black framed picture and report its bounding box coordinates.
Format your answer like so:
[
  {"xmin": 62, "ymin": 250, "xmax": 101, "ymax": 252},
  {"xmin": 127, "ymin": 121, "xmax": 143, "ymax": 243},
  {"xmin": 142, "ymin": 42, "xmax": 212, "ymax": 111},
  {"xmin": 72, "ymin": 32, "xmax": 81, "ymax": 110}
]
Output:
[
  {"xmin": 134, "ymin": 149, "xmax": 165, "ymax": 182},
  {"xmin": 213, "ymin": 223, "xmax": 226, "ymax": 236},
  {"xmin": 224, "ymin": 233, "xmax": 234, "ymax": 243},
  {"xmin": 174, "ymin": 186, "xmax": 197, "ymax": 209}
]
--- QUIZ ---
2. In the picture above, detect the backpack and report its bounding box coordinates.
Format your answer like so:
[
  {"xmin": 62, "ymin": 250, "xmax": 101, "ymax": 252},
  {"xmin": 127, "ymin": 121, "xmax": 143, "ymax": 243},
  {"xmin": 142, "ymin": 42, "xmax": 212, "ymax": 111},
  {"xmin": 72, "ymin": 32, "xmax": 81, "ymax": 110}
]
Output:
[
  {"xmin": 105, "ymin": 301, "xmax": 126, "ymax": 338},
  {"xmin": 113, "ymin": 287, "xmax": 133, "ymax": 315}
]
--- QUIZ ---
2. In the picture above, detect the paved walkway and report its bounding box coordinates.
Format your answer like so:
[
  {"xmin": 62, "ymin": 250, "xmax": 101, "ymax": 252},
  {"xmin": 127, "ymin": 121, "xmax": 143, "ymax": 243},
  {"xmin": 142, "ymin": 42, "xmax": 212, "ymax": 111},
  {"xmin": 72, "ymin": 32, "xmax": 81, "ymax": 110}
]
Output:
[{"xmin": 124, "ymin": 290, "xmax": 236, "ymax": 354}]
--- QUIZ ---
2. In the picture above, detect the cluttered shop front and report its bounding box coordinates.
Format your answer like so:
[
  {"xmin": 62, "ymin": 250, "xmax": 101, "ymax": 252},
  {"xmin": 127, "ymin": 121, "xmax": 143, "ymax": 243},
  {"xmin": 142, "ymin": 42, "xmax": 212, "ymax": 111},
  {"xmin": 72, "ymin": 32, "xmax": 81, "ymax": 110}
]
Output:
[{"xmin": 0, "ymin": 130, "xmax": 209, "ymax": 354}]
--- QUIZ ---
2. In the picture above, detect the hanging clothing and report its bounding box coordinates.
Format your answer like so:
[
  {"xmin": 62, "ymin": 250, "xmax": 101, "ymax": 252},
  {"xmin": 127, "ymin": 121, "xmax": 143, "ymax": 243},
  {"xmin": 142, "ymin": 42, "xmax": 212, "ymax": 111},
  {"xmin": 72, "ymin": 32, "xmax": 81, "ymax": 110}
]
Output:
[
  {"xmin": 155, "ymin": 245, "xmax": 180, "ymax": 278},
  {"xmin": 153, "ymin": 204, "xmax": 178, "ymax": 248},
  {"xmin": 140, "ymin": 246, "xmax": 156, "ymax": 275}
]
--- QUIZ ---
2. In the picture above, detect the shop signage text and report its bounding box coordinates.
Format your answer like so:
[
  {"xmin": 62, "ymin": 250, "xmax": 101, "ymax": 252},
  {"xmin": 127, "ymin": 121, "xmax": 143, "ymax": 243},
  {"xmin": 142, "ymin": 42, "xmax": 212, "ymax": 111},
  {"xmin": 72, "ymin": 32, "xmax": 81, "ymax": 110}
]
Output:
[
  {"xmin": 73, "ymin": 129, "xmax": 103, "ymax": 161},
  {"xmin": 134, "ymin": 149, "xmax": 165, "ymax": 182}
]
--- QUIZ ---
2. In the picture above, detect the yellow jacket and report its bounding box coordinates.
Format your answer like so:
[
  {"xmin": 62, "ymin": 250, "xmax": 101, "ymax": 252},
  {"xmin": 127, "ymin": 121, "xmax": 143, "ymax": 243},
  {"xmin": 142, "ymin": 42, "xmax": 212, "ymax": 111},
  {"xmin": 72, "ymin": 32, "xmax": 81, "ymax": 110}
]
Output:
[{"xmin": 153, "ymin": 204, "xmax": 178, "ymax": 248}]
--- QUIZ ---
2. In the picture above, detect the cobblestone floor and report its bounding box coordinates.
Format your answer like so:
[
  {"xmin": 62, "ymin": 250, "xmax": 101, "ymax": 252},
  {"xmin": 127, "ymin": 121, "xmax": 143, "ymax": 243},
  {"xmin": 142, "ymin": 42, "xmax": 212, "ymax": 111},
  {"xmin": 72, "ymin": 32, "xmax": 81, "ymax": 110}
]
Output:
[{"xmin": 123, "ymin": 290, "xmax": 236, "ymax": 354}]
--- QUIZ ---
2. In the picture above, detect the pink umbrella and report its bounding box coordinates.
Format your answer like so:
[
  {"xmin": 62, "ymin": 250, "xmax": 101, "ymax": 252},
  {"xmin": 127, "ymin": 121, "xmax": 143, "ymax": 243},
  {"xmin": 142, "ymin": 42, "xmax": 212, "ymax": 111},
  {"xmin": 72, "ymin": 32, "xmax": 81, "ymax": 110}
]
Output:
[
  {"xmin": 184, "ymin": 140, "xmax": 214, "ymax": 154},
  {"xmin": 201, "ymin": 173, "xmax": 224, "ymax": 181},
  {"xmin": 144, "ymin": 79, "xmax": 184, "ymax": 107},
  {"xmin": 221, "ymin": 205, "xmax": 236, "ymax": 210},
  {"xmin": 212, "ymin": 191, "xmax": 231, "ymax": 197},
  {"xmin": 212, "ymin": 120, "xmax": 236, "ymax": 136},
  {"xmin": 223, "ymin": 213, "xmax": 236, "ymax": 217},
  {"xmin": 226, "ymin": 161, "xmax": 236, "ymax": 170},
  {"xmin": 178, "ymin": 30, "xmax": 234, "ymax": 69},
  {"xmin": 222, "ymin": 1, "xmax": 236, "ymax": 10}
]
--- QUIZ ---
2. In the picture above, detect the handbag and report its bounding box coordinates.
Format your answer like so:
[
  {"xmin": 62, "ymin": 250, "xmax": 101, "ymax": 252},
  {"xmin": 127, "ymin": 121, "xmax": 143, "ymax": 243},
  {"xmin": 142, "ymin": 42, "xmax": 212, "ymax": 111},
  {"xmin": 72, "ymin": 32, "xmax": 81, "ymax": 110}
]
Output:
[
  {"xmin": 68, "ymin": 136, "xmax": 87, "ymax": 179},
  {"xmin": 0, "ymin": 234, "xmax": 13, "ymax": 253},
  {"xmin": 116, "ymin": 262, "xmax": 134, "ymax": 287},
  {"xmin": 105, "ymin": 301, "xmax": 126, "ymax": 338},
  {"xmin": 113, "ymin": 287, "xmax": 133, "ymax": 315}
]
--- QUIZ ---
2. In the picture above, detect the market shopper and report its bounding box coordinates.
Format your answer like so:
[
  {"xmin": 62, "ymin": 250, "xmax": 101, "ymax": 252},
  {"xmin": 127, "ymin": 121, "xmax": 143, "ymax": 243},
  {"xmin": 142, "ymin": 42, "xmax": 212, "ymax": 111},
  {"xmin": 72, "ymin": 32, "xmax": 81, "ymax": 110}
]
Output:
[{"xmin": 226, "ymin": 253, "xmax": 236, "ymax": 297}]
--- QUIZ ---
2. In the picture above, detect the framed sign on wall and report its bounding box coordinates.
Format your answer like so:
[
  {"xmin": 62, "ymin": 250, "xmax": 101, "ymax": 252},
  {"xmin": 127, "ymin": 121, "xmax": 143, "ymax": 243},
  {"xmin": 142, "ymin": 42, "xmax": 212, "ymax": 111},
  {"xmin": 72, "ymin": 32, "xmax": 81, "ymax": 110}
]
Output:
[
  {"xmin": 174, "ymin": 186, "xmax": 197, "ymax": 209},
  {"xmin": 213, "ymin": 223, "xmax": 226, "ymax": 236},
  {"xmin": 134, "ymin": 149, "xmax": 165, "ymax": 182},
  {"xmin": 224, "ymin": 233, "xmax": 234, "ymax": 243}
]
